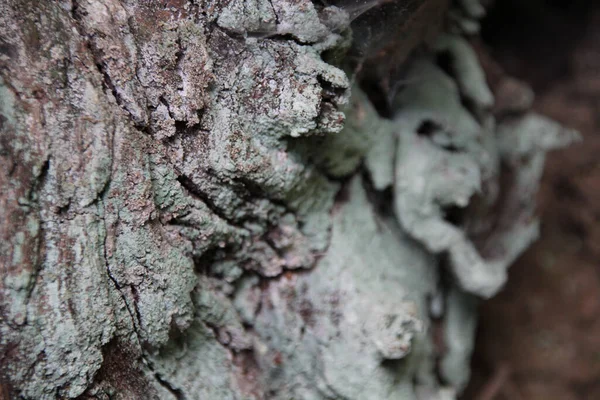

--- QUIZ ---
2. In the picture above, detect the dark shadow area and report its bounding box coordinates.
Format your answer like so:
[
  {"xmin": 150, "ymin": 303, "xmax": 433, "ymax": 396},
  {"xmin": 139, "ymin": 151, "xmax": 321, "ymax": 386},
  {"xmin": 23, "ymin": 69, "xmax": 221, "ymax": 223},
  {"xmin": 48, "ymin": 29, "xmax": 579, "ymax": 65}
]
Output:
[{"xmin": 480, "ymin": 0, "xmax": 594, "ymax": 92}]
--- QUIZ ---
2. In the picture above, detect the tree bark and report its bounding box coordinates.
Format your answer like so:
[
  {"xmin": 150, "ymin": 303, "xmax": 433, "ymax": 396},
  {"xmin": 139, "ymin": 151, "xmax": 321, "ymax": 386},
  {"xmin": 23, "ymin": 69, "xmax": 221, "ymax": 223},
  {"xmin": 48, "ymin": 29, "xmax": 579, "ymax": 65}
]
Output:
[{"xmin": 0, "ymin": 1, "xmax": 577, "ymax": 399}]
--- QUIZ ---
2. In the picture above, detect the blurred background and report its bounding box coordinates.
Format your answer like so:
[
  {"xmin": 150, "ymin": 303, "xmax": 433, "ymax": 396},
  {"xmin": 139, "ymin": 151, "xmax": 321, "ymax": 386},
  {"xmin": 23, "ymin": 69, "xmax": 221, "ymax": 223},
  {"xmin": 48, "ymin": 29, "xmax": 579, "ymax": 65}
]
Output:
[{"xmin": 465, "ymin": 0, "xmax": 600, "ymax": 399}]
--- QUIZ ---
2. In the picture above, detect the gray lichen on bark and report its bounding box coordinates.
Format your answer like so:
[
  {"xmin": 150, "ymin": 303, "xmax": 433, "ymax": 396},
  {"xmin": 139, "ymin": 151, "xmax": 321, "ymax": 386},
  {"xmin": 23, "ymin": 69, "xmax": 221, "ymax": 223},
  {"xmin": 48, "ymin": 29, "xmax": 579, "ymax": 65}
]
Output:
[{"xmin": 0, "ymin": 0, "xmax": 577, "ymax": 399}]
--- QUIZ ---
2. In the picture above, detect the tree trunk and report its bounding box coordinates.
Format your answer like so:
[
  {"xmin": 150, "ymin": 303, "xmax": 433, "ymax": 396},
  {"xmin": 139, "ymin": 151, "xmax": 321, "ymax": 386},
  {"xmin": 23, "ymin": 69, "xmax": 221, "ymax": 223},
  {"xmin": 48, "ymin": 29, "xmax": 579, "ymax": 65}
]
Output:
[{"xmin": 0, "ymin": 1, "xmax": 577, "ymax": 399}]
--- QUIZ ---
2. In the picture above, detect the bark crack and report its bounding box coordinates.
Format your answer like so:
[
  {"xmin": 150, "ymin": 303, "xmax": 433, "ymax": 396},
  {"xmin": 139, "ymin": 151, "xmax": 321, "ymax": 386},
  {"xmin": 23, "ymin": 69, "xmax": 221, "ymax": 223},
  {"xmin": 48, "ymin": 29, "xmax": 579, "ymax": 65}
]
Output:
[
  {"xmin": 71, "ymin": 0, "xmax": 148, "ymax": 131},
  {"xmin": 153, "ymin": 373, "xmax": 186, "ymax": 400},
  {"xmin": 22, "ymin": 157, "xmax": 51, "ymax": 317},
  {"xmin": 176, "ymin": 174, "xmax": 248, "ymax": 231}
]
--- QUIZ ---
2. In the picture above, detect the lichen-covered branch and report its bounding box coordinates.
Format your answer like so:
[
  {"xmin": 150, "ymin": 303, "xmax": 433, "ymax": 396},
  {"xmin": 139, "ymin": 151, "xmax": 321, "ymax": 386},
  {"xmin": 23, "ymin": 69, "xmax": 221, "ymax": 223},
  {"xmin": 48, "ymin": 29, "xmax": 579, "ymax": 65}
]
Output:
[{"xmin": 0, "ymin": 0, "xmax": 577, "ymax": 399}]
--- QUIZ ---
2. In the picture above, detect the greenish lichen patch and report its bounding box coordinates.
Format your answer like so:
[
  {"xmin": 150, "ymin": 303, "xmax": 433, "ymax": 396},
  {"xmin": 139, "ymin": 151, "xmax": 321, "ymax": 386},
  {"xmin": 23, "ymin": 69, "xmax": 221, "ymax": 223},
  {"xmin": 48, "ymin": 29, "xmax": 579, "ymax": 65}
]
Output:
[
  {"xmin": 235, "ymin": 177, "xmax": 440, "ymax": 399},
  {"xmin": 0, "ymin": 0, "xmax": 579, "ymax": 398}
]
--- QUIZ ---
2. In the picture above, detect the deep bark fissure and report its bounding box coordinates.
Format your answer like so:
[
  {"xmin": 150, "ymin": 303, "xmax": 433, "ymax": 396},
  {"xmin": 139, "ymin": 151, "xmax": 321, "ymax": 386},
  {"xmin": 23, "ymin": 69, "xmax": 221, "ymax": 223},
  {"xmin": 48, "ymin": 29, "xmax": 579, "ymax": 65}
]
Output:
[
  {"xmin": 22, "ymin": 157, "xmax": 50, "ymax": 315},
  {"xmin": 176, "ymin": 174, "xmax": 248, "ymax": 231},
  {"xmin": 154, "ymin": 373, "xmax": 186, "ymax": 400}
]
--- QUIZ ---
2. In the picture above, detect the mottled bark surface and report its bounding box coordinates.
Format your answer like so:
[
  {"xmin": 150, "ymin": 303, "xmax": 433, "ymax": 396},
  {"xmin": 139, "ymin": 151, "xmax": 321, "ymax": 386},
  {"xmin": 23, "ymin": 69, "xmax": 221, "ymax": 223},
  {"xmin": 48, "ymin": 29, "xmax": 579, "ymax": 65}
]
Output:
[{"xmin": 0, "ymin": 1, "xmax": 576, "ymax": 399}]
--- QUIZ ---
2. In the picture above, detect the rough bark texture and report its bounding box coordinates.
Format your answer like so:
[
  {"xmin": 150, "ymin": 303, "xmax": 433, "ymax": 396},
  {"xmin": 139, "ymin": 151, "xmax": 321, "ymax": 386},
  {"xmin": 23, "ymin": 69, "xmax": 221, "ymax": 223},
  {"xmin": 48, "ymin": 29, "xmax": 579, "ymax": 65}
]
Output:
[{"xmin": 0, "ymin": 1, "xmax": 577, "ymax": 399}]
